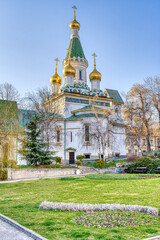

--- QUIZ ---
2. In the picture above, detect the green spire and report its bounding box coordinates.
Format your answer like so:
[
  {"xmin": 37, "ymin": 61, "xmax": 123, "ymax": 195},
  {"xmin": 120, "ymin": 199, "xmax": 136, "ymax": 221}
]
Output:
[{"xmin": 65, "ymin": 38, "xmax": 86, "ymax": 60}]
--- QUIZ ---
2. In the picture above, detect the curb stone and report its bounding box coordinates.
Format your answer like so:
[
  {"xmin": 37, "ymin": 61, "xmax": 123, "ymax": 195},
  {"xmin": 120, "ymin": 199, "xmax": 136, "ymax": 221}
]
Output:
[
  {"xmin": 0, "ymin": 214, "xmax": 48, "ymax": 240},
  {"xmin": 143, "ymin": 236, "xmax": 160, "ymax": 240}
]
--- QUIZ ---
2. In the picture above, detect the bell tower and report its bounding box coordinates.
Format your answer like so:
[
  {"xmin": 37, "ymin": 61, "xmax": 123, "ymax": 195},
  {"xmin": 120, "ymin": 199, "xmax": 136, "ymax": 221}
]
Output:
[{"xmin": 63, "ymin": 6, "xmax": 88, "ymax": 85}]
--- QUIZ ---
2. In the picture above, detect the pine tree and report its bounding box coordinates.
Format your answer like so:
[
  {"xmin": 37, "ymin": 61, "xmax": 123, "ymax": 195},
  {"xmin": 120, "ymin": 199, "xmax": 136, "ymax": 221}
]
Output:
[{"xmin": 21, "ymin": 115, "xmax": 54, "ymax": 165}]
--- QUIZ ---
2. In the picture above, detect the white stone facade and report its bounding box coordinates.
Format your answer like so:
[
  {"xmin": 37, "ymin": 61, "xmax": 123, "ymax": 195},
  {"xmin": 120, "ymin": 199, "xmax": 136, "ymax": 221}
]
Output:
[{"xmin": 41, "ymin": 11, "xmax": 126, "ymax": 164}]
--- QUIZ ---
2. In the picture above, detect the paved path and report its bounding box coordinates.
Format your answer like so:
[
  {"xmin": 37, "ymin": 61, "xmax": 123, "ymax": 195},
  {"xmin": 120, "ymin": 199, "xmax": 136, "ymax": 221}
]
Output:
[
  {"xmin": 0, "ymin": 173, "xmax": 90, "ymax": 184},
  {"xmin": 0, "ymin": 219, "xmax": 33, "ymax": 240}
]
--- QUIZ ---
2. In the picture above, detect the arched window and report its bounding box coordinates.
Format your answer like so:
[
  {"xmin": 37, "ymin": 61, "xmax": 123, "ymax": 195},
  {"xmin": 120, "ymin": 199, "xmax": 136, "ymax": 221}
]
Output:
[
  {"xmin": 79, "ymin": 70, "xmax": 82, "ymax": 80},
  {"xmin": 57, "ymin": 130, "xmax": 60, "ymax": 142},
  {"xmin": 85, "ymin": 125, "xmax": 90, "ymax": 142}
]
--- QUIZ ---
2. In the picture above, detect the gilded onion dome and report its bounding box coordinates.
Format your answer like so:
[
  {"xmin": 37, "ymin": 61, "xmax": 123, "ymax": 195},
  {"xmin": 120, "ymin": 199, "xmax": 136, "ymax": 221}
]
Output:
[
  {"xmin": 89, "ymin": 53, "xmax": 101, "ymax": 81},
  {"xmin": 70, "ymin": 5, "xmax": 80, "ymax": 30},
  {"xmin": 50, "ymin": 58, "xmax": 62, "ymax": 85},
  {"xmin": 63, "ymin": 60, "xmax": 76, "ymax": 76},
  {"xmin": 70, "ymin": 19, "xmax": 80, "ymax": 30}
]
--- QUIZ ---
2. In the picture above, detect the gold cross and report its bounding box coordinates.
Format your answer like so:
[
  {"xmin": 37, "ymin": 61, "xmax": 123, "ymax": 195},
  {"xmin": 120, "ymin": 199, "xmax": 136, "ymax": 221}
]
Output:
[
  {"xmin": 54, "ymin": 58, "xmax": 60, "ymax": 72},
  {"xmin": 72, "ymin": 5, "xmax": 77, "ymax": 20},
  {"xmin": 92, "ymin": 53, "xmax": 97, "ymax": 67},
  {"xmin": 67, "ymin": 48, "xmax": 71, "ymax": 59}
]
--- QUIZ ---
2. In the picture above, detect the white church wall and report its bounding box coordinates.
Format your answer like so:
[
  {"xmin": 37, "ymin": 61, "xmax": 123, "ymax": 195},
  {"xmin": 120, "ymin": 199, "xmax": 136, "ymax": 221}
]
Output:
[{"xmin": 48, "ymin": 111, "xmax": 126, "ymax": 164}]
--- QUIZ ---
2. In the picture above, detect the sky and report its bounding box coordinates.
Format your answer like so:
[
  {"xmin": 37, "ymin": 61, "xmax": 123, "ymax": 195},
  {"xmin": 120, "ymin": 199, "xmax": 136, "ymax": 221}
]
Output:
[{"xmin": 0, "ymin": 0, "xmax": 160, "ymax": 97}]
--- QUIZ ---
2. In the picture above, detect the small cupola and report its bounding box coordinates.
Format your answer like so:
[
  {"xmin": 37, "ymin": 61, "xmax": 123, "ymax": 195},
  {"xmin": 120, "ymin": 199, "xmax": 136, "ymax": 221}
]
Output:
[
  {"xmin": 69, "ymin": 6, "xmax": 80, "ymax": 39},
  {"xmin": 63, "ymin": 58, "xmax": 75, "ymax": 86},
  {"xmin": 50, "ymin": 58, "xmax": 62, "ymax": 95},
  {"xmin": 89, "ymin": 53, "xmax": 101, "ymax": 90},
  {"xmin": 63, "ymin": 59, "xmax": 76, "ymax": 77}
]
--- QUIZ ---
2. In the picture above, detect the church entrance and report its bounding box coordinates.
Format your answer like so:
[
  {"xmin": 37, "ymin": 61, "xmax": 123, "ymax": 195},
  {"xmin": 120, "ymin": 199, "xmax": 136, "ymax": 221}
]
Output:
[{"xmin": 69, "ymin": 152, "xmax": 75, "ymax": 164}]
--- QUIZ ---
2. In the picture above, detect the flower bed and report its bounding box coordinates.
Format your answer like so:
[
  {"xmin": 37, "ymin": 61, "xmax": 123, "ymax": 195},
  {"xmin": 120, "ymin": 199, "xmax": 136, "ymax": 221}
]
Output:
[
  {"xmin": 73, "ymin": 211, "xmax": 159, "ymax": 229},
  {"xmin": 39, "ymin": 201, "xmax": 159, "ymax": 216}
]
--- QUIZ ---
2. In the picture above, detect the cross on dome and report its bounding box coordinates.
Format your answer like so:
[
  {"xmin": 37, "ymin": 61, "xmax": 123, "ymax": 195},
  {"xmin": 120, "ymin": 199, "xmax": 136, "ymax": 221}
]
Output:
[
  {"xmin": 72, "ymin": 5, "xmax": 77, "ymax": 20},
  {"xmin": 67, "ymin": 48, "xmax": 71, "ymax": 59},
  {"xmin": 89, "ymin": 53, "xmax": 101, "ymax": 81},
  {"xmin": 54, "ymin": 58, "xmax": 60, "ymax": 72},
  {"xmin": 92, "ymin": 53, "xmax": 97, "ymax": 68}
]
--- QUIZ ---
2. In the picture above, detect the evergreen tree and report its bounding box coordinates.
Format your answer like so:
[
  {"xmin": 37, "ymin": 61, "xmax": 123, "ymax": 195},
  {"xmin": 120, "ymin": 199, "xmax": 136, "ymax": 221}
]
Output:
[{"xmin": 21, "ymin": 115, "xmax": 54, "ymax": 165}]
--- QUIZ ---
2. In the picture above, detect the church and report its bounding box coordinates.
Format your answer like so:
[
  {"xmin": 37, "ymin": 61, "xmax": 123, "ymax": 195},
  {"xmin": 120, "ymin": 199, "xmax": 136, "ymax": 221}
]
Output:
[{"xmin": 41, "ymin": 6, "xmax": 126, "ymax": 165}]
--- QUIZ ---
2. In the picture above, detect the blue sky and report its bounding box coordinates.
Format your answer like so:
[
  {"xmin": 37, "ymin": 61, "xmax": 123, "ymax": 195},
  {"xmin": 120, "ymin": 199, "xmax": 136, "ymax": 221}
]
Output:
[{"xmin": 0, "ymin": 0, "xmax": 160, "ymax": 96}]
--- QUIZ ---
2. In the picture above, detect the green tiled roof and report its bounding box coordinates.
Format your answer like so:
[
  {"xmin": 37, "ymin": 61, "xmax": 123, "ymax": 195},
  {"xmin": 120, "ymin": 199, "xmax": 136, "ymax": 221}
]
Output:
[
  {"xmin": 65, "ymin": 38, "xmax": 86, "ymax": 60},
  {"xmin": 80, "ymin": 105, "xmax": 101, "ymax": 110},
  {"xmin": 112, "ymin": 121, "xmax": 126, "ymax": 127},
  {"xmin": 65, "ymin": 147, "xmax": 76, "ymax": 151},
  {"xmin": 105, "ymin": 89, "xmax": 124, "ymax": 104},
  {"xmin": 73, "ymin": 105, "xmax": 101, "ymax": 112},
  {"xmin": 66, "ymin": 115, "xmax": 82, "ymax": 120},
  {"xmin": 0, "ymin": 100, "xmax": 21, "ymax": 132},
  {"xmin": 18, "ymin": 109, "xmax": 36, "ymax": 127},
  {"xmin": 66, "ymin": 113, "xmax": 103, "ymax": 120}
]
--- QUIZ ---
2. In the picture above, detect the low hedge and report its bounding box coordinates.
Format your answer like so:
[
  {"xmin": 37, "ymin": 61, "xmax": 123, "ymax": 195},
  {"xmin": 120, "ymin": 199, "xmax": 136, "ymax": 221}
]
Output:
[
  {"xmin": 0, "ymin": 169, "xmax": 8, "ymax": 180},
  {"xmin": 127, "ymin": 157, "xmax": 160, "ymax": 173}
]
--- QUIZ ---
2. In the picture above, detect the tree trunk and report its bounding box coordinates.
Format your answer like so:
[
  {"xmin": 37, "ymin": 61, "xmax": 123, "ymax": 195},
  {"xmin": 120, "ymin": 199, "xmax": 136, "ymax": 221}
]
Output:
[{"xmin": 146, "ymin": 133, "xmax": 151, "ymax": 152}]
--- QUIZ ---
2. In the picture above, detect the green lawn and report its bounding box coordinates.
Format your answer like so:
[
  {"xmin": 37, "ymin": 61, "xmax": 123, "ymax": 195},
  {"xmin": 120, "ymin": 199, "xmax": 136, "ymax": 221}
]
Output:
[{"xmin": 0, "ymin": 174, "xmax": 160, "ymax": 240}]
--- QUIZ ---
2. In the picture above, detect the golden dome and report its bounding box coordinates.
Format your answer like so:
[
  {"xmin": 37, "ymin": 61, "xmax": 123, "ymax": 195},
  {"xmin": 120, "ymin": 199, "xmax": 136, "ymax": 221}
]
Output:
[
  {"xmin": 70, "ymin": 19, "xmax": 80, "ymax": 29},
  {"xmin": 89, "ymin": 53, "xmax": 101, "ymax": 81},
  {"xmin": 50, "ymin": 72, "xmax": 62, "ymax": 85},
  {"xmin": 50, "ymin": 58, "xmax": 62, "ymax": 85},
  {"xmin": 89, "ymin": 67, "xmax": 101, "ymax": 81},
  {"xmin": 63, "ymin": 60, "xmax": 76, "ymax": 77}
]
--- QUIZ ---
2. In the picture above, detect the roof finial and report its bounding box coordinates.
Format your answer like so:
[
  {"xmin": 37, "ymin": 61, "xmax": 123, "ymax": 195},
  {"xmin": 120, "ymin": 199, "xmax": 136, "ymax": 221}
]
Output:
[
  {"xmin": 72, "ymin": 5, "xmax": 77, "ymax": 20},
  {"xmin": 67, "ymin": 47, "xmax": 72, "ymax": 61},
  {"xmin": 54, "ymin": 58, "xmax": 59, "ymax": 73},
  {"xmin": 92, "ymin": 53, "xmax": 97, "ymax": 68}
]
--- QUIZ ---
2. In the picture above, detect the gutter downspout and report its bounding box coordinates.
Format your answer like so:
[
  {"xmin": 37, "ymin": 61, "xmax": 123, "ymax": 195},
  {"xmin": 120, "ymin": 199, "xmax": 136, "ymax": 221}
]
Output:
[{"xmin": 64, "ymin": 120, "xmax": 66, "ymax": 165}]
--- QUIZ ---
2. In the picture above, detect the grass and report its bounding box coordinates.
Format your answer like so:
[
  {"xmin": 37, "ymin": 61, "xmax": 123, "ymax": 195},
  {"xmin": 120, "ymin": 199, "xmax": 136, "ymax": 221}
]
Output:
[
  {"xmin": 85, "ymin": 159, "xmax": 127, "ymax": 168},
  {"xmin": 85, "ymin": 173, "xmax": 160, "ymax": 180},
  {"xmin": 0, "ymin": 174, "xmax": 160, "ymax": 240}
]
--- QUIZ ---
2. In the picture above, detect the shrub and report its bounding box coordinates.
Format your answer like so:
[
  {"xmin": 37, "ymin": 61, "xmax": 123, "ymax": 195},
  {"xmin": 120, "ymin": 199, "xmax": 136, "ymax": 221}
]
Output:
[
  {"xmin": 95, "ymin": 159, "xmax": 105, "ymax": 167},
  {"xmin": 157, "ymin": 153, "xmax": 160, "ymax": 159},
  {"xmin": 148, "ymin": 155, "xmax": 155, "ymax": 159},
  {"xmin": 8, "ymin": 160, "xmax": 17, "ymax": 168},
  {"xmin": 127, "ymin": 154, "xmax": 139, "ymax": 162},
  {"xmin": 76, "ymin": 155, "xmax": 85, "ymax": 161},
  {"xmin": 0, "ymin": 169, "xmax": 8, "ymax": 180},
  {"xmin": 75, "ymin": 160, "xmax": 82, "ymax": 166},
  {"xmin": 54, "ymin": 156, "xmax": 61, "ymax": 164},
  {"xmin": 127, "ymin": 157, "xmax": 160, "ymax": 173}
]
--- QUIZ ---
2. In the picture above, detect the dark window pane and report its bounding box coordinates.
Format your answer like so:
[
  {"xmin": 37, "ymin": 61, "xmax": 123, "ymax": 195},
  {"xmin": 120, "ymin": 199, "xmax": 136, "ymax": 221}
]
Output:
[
  {"xmin": 57, "ymin": 130, "xmax": 60, "ymax": 142},
  {"xmin": 85, "ymin": 125, "xmax": 89, "ymax": 142},
  {"xmin": 79, "ymin": 71, "xmax": 82, "ymax": 80}
]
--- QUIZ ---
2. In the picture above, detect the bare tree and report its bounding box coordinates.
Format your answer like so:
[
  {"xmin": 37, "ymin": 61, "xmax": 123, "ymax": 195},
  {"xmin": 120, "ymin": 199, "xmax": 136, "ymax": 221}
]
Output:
[
  {"xmin": 25, "ymin": 86, "xmax": 51, "ymax": 113},
  {"xmin": 0, "ymin": 82, "xmax": 20, "ymax": 103},
  {"xmin": 90, "ymin": 108, "xmax": 112, "ymax": 160},
  {"xmin": 145, "ymin": 76, "xmax": 160, "ymax": 129},
  {"xmin": 123, "ymin": 94, "xmax": 144, "ymax": 154},
  {"xmin": 128, "ymin": 84, "xmax": 153, "ymax": 152}
]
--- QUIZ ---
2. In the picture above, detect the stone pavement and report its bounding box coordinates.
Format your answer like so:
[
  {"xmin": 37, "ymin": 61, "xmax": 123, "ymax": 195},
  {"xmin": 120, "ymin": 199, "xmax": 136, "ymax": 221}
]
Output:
[
  {"xmin": 0, "ymin": 219, "xmax": 33, "ymax": 240},
  {"xmin": 0, "ymin": 214, "xmax": 48, "ymax": 240}
]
